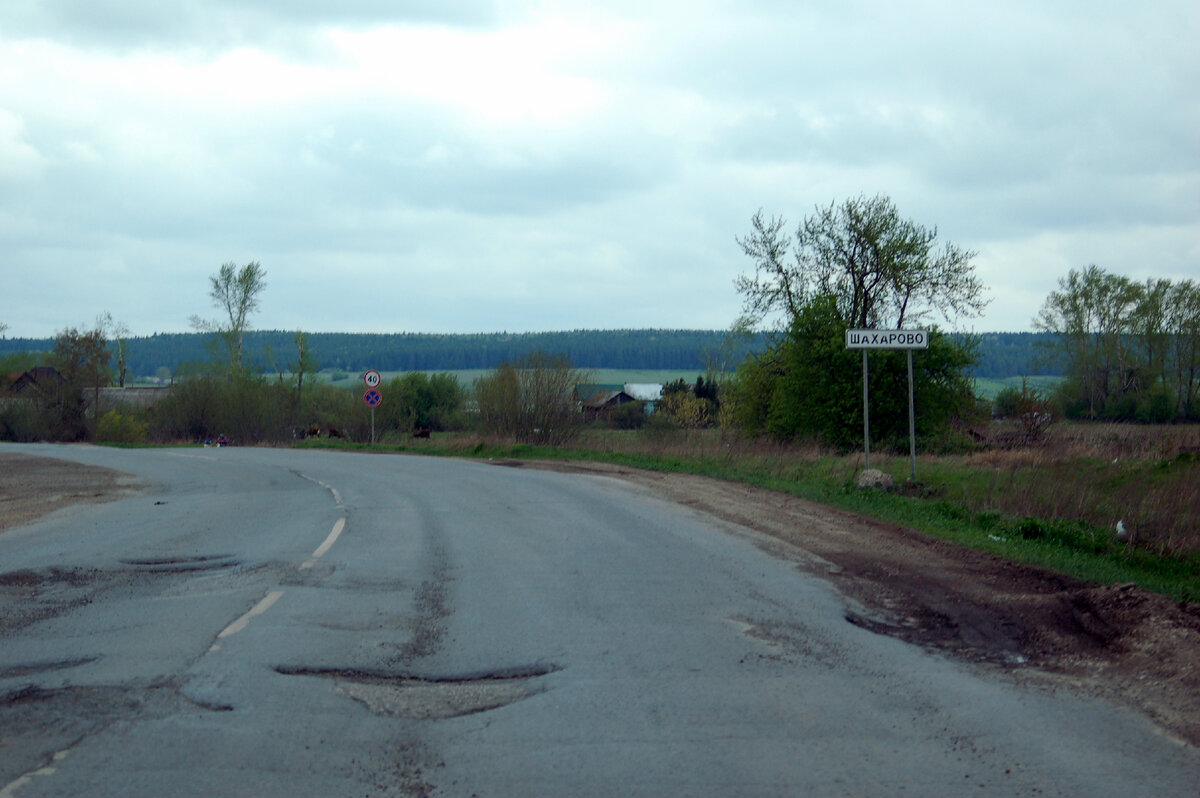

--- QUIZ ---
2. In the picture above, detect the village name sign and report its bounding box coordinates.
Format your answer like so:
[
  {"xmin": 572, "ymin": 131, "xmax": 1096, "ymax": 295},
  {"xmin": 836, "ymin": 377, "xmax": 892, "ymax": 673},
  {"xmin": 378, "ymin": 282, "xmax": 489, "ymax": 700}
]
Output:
[
  {"xmin": 845, "ymin": 329, "xmax": 929, "ymax": 478},
  {"xmin": 845, "ymin": 329, "xmax": 929, "ymax": 350}
]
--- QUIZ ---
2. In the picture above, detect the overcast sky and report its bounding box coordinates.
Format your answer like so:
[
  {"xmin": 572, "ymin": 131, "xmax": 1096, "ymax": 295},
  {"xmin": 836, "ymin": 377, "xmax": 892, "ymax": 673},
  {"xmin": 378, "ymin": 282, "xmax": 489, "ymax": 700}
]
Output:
[{"xmin": 2, "ymin": 1, "xmax": 1196, "ymax": 338}]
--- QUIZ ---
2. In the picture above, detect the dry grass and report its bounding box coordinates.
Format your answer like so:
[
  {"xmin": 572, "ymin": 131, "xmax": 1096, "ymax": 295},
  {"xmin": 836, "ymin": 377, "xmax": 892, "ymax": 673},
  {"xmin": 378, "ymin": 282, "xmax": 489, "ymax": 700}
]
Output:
[
  {"xmin": 949, "ymin": 423, "xmax": 1200, "ymax": 554},
  {"xmin": 423, "ymin": 421, "xmax": 1200, "ymax": 556}
]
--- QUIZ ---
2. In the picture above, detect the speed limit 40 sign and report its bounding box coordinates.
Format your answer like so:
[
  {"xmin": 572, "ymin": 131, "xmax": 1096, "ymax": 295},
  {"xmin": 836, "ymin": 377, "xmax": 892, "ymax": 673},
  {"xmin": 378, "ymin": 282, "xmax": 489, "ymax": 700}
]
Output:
[{"xmin": 364, "ymin": 369, "xmax": 381, "ymax": 388}]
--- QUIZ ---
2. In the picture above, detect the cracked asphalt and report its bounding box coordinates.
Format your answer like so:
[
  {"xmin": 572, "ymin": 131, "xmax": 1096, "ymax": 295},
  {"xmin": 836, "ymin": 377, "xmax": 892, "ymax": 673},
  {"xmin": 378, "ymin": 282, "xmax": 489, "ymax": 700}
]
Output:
[{"xmin": 1, "ymin": 444, "xmax": 1198, "ymax": 797}]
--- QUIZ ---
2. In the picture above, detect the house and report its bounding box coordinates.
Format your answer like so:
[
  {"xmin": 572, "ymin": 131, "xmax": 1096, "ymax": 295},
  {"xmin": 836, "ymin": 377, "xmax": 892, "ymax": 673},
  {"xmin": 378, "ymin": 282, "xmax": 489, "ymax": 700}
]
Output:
[
  {"xmin": 7, "ymin": 366, "xmax": 65, "ymax": 400},
  {"xmin": 576, "ymin": 384, "xmax": 638, "ymax": 420},
  {"xmin": 574, "ymin": 382, "xmax": 665, "ymax": 419}
]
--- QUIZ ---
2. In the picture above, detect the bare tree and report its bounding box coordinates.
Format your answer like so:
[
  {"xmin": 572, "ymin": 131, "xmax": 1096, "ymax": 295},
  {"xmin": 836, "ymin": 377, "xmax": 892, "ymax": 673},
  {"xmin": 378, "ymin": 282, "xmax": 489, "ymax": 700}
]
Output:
[
  {"xmin": 736, "ymin": 195, "xmax": 986, "ymax": 330},
  {"xmin": 97, "ymin": 312, "xmax": 132, "ymax": 387},
  {"xmin": 474, "ymin": 352, "xmax": 587, "ymax": 445},
  {"xmin": 290, "ymin": 330, "xmax": 318, "ymax": 407},
  {"xmin": 190, "ymin": 262, "xmax": 267, "ymax": 375}
]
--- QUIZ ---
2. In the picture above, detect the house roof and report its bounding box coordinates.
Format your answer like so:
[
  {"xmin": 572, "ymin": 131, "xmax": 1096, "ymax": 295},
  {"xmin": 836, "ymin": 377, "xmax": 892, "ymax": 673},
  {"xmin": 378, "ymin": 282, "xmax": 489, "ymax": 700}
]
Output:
[
  {"xmin": 580, "ymin": 389, "xmax": 635, "ymax": 409},
  {"xmin": 9, "ymin": 366, "xmax": 63, "ymax": 395},
  {"xmin": 575, "ymin": 383, "xmax": 624, "ymax": 402}
]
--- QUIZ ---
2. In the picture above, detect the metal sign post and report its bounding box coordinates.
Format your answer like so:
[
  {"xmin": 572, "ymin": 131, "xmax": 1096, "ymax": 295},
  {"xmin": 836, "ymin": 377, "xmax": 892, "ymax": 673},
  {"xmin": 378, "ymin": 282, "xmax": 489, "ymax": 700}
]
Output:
[
  {"xmin": 363, "ymin": 370, "xmax": 382, "ymax": 445},
  {"xmin": 862, "ymin": 350, "xmax": 870, "ymax": 470},
  {"xmin": 845, "ymin": 330, "xmax": 928, "ymax": 480}
]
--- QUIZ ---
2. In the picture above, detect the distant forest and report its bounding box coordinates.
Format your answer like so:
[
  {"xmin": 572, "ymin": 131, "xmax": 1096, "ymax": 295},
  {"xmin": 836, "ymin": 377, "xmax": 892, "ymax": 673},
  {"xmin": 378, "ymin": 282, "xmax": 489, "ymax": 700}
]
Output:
[{"xmin": 1, "ymin": 329, "xmax": 1062, "ymax": 380}]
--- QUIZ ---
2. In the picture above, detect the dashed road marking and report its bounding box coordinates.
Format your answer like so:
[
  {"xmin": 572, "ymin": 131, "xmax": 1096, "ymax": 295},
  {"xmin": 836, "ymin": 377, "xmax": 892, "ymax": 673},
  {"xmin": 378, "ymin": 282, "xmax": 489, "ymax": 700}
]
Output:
[
  {"xmin": 295, "ymin": 471, "xmax": 344, "ymax": 507},
  {"xmin": 300, "ymin": 518, "xmax": 347, "ymax": 570},
  {"xmin": 1, "ymin": 749, "xmax": 71, "ymax": 797},
  {"xmin": 211, "ymin": 590, "xmax": 285, "ymax": 650}
]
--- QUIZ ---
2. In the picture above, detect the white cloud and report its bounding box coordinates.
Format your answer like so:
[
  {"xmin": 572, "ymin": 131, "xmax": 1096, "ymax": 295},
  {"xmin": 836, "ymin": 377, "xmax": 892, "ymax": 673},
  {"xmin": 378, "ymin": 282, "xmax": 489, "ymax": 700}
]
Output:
[{"xmin": 0, "ymin": 0, "xmax": 1197, "ymax": 339}]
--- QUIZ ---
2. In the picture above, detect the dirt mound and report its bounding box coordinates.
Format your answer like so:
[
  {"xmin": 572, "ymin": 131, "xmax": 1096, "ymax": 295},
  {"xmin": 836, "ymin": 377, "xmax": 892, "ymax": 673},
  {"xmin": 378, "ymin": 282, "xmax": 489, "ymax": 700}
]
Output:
[{"xmin": 1, "ymin": 452, "xmax": 143, "ymax": 532}]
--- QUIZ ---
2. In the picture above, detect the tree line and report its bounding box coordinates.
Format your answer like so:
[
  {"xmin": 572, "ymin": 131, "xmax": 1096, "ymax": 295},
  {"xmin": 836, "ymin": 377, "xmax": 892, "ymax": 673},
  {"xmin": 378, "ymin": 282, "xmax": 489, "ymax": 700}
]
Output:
[
  {"xmin": 1035, "ymin": 265, "xmax": 1200, "ymax": 421},
  {"xmin": 2, "ymin": 329, "xmax": 1061, "ymax": 381},
  {"xmin": 8, "ymin": 199, "xmax": 1193, "ymax": 452}
]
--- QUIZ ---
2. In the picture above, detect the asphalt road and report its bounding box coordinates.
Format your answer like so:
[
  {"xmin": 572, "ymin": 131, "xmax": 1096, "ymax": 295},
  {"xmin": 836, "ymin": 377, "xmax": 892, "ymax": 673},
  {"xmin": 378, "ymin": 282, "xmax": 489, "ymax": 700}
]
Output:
[{"xmin": 2, "ymin": 443, "xmax": 1198, "ymax": 797}]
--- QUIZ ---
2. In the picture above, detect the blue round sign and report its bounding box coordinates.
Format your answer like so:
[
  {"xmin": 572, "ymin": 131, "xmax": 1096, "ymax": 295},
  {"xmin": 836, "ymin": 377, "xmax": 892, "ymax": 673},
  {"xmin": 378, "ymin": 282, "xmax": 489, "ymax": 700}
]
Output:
[{"xmin": 363, "ymin": 389, "xmax": 382, "ymax": 407}]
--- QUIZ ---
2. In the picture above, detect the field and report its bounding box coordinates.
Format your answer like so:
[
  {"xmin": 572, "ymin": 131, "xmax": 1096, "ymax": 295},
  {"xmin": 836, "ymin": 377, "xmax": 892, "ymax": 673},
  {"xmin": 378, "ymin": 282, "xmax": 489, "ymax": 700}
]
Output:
[
  {"xmin": 970, "ymin": 375, "xmax": 1063, "ymax": 400},
  {"xmin": 321, "ymin": 368, "xmax": 1064, "ymax": 400},
  {"xmin": 318, "ymin": 368, "xmax": 713, "ymax": 390}
]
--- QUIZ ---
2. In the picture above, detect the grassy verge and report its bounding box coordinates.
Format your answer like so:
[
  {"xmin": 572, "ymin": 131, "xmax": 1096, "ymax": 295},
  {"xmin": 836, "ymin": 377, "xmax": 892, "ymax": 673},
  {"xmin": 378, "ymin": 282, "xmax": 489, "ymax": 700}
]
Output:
[{"xmin": 299, "ymin": 431, "xmax": 1200, "ymax": 604}]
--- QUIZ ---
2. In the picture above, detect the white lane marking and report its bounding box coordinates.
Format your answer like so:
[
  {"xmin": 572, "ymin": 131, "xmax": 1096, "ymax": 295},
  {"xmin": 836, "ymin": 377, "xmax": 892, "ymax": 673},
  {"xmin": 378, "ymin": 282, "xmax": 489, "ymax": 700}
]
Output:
[
  {"xmin": 295, "ymin": 472, "xmax": 344, "ymax": 507},
  {"xmin": 215, "ymin": 590, "xmax": 285, "ymax": 641},
  {"xmin": 163, "ymin": 451, "xmax": 219, "ymax": 461},
  {"xmin": 311, "ymin": 517, "xmax": 346, "ymax": 559},
  {"xmin": 299, "ymin": 517, "xmax": 347, "ymax": 570},
  {"xmin": 2, "ymin": 749, "xmax": 70, "ymax": 797}
]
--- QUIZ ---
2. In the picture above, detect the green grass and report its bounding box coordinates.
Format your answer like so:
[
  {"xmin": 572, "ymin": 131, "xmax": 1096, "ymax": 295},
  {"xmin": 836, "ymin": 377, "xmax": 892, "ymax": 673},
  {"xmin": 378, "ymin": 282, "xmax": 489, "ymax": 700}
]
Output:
[{"xmin": 972, "ymin": 375, "xmax": 1064, "ymax": 401}]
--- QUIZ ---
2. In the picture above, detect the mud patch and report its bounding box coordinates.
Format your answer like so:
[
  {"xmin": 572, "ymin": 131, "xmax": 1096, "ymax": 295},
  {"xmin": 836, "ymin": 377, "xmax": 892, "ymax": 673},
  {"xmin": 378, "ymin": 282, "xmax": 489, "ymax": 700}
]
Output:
[
  {"xmin": 0, "ymin": 681, "xmax": 231, "ymax": 785},
  {"xmin": 0, "ymin": 452, "xmax": 144, "ymax": 533},
  {"xmin": 276, "ymin": 664, "xmax": 560, "ymax": 720},
  {"xmin": 732, "ymin": 616, "xmax": 850, "ymax": 670},
  {"xmin": 0, "ymin": 567, "xmax": 107, "ymax": 635}
]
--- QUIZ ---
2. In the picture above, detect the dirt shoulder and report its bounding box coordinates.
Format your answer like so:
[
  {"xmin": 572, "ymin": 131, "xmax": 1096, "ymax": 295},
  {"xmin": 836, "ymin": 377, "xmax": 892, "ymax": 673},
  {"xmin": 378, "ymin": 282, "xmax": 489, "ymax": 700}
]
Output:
[
  {"xmin": 0, "ymin": 453, "xmax": 145, "ymax": 533},
  {"xmin": 498, "ymin": 459, "xmax": 1200, "ymax": 749},
  {"xmin": 2, "ymin": 452, "xmax": 1197, "ymax": 747}
]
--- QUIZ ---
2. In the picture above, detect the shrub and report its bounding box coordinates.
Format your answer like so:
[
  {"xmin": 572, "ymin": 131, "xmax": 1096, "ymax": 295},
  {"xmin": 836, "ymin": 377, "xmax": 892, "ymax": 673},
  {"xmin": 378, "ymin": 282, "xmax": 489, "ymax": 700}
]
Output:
[
  {"xmin": 605, "ymin": 400, "xmax": 648, "ymax": 429},
  {"xmin": 474, "ymin": 353, "xmax": 586, "ymax": 445},
  {"xmin": 96, "ymin": 409, "xmax": 148, "ymax": 444}
]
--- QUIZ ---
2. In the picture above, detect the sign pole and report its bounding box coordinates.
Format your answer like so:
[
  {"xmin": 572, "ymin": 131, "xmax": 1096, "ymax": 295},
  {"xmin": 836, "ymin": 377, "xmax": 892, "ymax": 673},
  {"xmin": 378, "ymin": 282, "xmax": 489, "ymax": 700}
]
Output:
[
  {"xmin": 907, "ymin": 349, "xmax": 917, "ymax": 480},
  {"xmin": 862, "ymin": 350, "xmax": 871, "ymax": 470},
  {"xmin": 846, "ymin": 329, "xmax": 928, "ymax": 480},
  {"xmin": 363, "ymin": 370, "xmax": 383, "ymax": 446}
]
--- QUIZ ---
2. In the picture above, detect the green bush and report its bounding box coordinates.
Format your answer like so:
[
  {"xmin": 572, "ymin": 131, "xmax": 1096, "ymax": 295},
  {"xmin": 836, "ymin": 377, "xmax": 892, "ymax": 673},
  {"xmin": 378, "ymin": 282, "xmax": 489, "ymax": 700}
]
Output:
[
  {"xmin": 96, "ymin": 409, "xmax": 148, "ymax": 444},
  {"xmin": 604, "ymin": 400, "xmax": 648, "ymax": 430},
  {"xmin": 731, "ymin": 295, "xmax": 978, "ymax": 450}
]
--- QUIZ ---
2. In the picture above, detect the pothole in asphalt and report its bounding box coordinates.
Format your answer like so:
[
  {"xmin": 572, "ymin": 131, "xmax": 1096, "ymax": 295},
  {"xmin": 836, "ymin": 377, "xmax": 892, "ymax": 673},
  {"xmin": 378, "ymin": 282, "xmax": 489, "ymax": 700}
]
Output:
[
  {"xmin": 0, "ymin": 657, "xmax": 99, "ymax": 679},
  {"xmin": 1, "ymin": 683, "xmax": 233, "ymax": 714},
  {"xmin": 274, "ymin": 664, "xmax": 561, "ymax": 720},
  {"xmin": 119, "ymin": 554, "xmax": 239, "ymax": 573}
]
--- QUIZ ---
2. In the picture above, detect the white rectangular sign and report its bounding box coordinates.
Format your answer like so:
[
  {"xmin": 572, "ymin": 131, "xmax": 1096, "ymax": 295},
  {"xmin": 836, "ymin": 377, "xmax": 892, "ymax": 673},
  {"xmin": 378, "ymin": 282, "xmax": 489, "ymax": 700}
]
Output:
[{"xmin": 845, "ymin": 329, "xmax": 929, "ymax": 349}]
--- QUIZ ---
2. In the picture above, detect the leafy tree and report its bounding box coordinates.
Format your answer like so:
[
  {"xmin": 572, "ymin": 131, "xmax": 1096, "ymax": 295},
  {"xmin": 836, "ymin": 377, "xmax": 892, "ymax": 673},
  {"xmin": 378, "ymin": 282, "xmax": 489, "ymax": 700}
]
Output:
[
  {"xmin": 731, "ymin": 296, "xmax": 977, "ymax": 449},
  {"xmin": 380, "ymin": 372, "xmax": 465, "ymax": 433},
  {"xmin": 736, "ymin": 195, "xmax": 986, "ymax": 330},
  {"xmin": 1035, "ymin": 266, "xmax": 1200, "ymax": 420},
  {"xmin": 1166, "ymin": 280, "xmax": 1200, "ymax": 418},
  {"xmin": 732, "ymin": 197, "xmax": 984, "ymax": 449},
  {"xmin": 190, "ymin": 262, "xmax": 267, "ymax": 375},
  {"xmin": 50, "ymin": 325, "xmax": 111, "ymax": 440}
]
